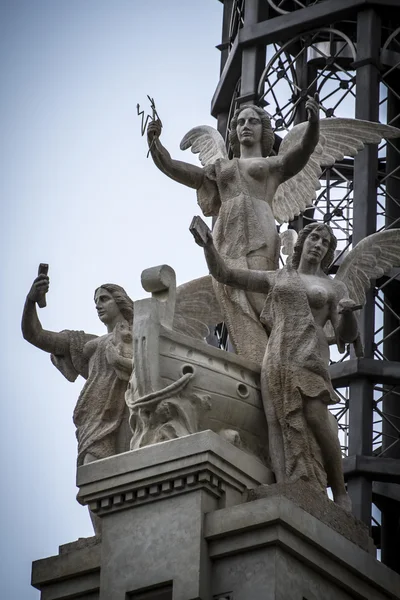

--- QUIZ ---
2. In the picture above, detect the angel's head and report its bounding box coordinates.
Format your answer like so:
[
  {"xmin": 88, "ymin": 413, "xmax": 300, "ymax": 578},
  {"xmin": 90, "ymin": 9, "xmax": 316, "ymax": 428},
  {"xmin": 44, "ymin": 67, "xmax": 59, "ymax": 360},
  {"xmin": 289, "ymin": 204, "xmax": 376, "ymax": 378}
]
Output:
[
  {"xmin": 94, "ymin": 283, "xmax": 134, "ymax": 328},
  {"xmin": 229, "ymin": 105, "xmax": 275, "ymax": 157},
  {"xmin": 291, "ymin": 223, "xmax": 337, "ymax": 273}
]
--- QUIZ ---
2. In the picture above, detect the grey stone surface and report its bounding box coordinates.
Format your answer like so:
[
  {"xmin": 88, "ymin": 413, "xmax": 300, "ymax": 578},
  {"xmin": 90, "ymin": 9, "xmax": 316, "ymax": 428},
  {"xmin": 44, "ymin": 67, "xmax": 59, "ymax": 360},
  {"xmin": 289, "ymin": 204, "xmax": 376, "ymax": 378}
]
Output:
[
  {"xmin": 128, "ymin": 287, "xmax": 270, "ymax": 465},
  {"xmin": 206, "ymin": 495, "xmax": 400, "ymax": 599},
  {"xmin": 126, "ymin": 263, "xmax": 270, "ymax": 466},
  {"xmin": 247, "ymin": 480, "xmax": 372, "ymax": 552},
  {"xmin": 32, "ymin": 540, "xmax": 100, "ymax": 600},
  {"xmin": 193, "ymin": 217, "xmax": 400, "ymax": 511},
  {"xmin": 32, "ymin": 438, "xmax": 400, "ymax": 600},
  {"xmin": 77, "ymin": 430, "xmax": 273, "ymax": 515},
  {"xmin": 148, "ymin": 100, "xmax": 320, "ymax": 364},
  {"xmin": 22, "ymin": 278, "xmax": 134, "ymax": 469},
  {"xmin": 99, "ymin": 489, "xmax": 213, "ymax": 600},
  {"xmin": 149, "ymin": 102, "xmax": 400, "ymax": 366},
  {"xmin": 59, "ymin": 535, "xmax": 100, "ymax": 556},
  {"xmin": 76, "ymin": 431, "xmax": 271, "ymax": 600}
]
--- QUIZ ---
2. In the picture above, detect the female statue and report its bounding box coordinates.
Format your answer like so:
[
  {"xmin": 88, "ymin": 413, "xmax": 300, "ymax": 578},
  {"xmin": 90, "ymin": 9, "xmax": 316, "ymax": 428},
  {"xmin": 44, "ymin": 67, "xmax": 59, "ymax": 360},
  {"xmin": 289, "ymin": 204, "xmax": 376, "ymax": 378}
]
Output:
[
  {"xmin": 22, "ymin": 273, "xmax": 133, "ymax": 468},
  {"xmin": 147, "ymin": 99, "xmax": 400, "ymax": 364},
  {"xmin": 191, "ymin": 216, "xmax": 400, "ymax": 510},
  {"xmin": 147, "ymin": 97, "xmax": 320, "ymax": 362}
]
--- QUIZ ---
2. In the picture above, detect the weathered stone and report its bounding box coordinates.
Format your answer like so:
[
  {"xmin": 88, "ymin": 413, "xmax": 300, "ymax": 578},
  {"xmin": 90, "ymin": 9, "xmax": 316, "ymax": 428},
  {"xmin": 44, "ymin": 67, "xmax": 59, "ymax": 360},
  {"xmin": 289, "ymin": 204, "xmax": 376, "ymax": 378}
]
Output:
[
  {"xmin": 59, "ymin": 535, "xmax": 100, "ymax": 556},
  {"xmin": 192, "ymin": 216, "xmax": 400, "ymax": 512},
  {"xmin": 206, "ymin": 495, "xmax": 400, "ymax": 600},
  {"xmin": 32, "ymin": 437, "xmax": 400, "ymax": 600},
  {"xmin": 126, "ymin": 265, "xmax": 271, "ymax": 466},
  {"xmin": 22, "ymin": 279, "xmax": 134, "ymax": 470},
  {"xmin": 246, "ymin": 480, "xmax": 373, "ymax": 552},
  {"xmin": 148, "ymin": 101, "xmax": 400, "ymax": 365}
]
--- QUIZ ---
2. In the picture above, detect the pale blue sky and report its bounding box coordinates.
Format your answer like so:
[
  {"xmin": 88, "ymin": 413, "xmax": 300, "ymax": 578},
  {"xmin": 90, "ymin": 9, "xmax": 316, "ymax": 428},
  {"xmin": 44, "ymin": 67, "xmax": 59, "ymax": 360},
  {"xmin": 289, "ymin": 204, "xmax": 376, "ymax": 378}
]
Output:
[{"xmin": 1, "ymin": 2, "xmax": 222, "ymax": 598}]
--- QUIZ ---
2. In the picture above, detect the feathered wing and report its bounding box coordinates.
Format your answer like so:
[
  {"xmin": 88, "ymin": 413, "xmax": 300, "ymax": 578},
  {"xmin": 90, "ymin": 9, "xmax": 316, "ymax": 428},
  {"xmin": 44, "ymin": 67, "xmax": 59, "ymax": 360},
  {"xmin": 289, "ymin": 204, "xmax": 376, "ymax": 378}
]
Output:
[
  {"xmin": 180, "ymin": 125, "xmax": 228, "ymax": 167},
  {"xmin": 334, "ymin": 229, "xmax": 400, "ymax": 306},
  {"xmin": 272, "ymin": 118, "xmax": 400, "ymax": 224},
  {"xmin": 172, "ymin": 275, "xmax": 223, "ymax": 340},
  {"xmin": 279, "ymin": 228, "xmax": 298, "ymax": 258}
]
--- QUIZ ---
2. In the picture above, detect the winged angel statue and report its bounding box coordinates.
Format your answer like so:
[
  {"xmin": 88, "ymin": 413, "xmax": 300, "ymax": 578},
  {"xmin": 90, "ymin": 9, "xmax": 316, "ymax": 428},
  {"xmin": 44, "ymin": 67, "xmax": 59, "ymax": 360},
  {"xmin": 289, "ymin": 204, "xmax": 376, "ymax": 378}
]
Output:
[
  {"xmin": 190, "ymin": 215, "xmax": 400, "ymax": 510},
  {"xmin": 148, "ymin": 96, "xmax": 400, "ymax": 364}
]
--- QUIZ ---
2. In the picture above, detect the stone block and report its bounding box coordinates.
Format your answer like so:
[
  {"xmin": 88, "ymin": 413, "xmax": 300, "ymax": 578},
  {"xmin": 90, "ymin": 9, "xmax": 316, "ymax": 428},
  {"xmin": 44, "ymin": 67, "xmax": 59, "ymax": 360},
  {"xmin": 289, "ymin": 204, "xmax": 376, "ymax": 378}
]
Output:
[
  {"xmin": 31, "ymin": 538, "xmax": 101, "ymax": 600},
  {"xmin": 76, "ymin": 430, "xmax": 271, "ymax": 600},
  {"xmin": 247, "ymin": 479, "xmax": 373, "ymax": 552},
  {"xmin": 206, "ymin": 495, "xmax": 400, "ymax": 600},
  {"xmin": 32, "ymin": 433, "xmax": 400, "ymax": 600}
]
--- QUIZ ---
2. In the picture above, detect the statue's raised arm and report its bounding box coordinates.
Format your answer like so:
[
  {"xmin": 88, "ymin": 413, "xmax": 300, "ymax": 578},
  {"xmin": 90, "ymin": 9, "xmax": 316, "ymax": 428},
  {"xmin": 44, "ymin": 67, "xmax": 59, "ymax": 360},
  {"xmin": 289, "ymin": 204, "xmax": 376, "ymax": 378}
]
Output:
[
  {"xmin": 147, "ymin": 119, "xmax": 204, "ymax": 189},
  {"xmin": 22, "ymin": 272, "xmax": 70, "ymax": 356},
  {"xmin": 146, "ymin": 100, "xmax": 400, "ymax": 365}
]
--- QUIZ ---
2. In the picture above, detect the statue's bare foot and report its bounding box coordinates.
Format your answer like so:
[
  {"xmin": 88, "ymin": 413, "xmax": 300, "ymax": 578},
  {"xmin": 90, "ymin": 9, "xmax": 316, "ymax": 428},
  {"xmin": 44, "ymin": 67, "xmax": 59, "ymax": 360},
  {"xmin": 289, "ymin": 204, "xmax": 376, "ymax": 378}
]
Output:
[{"xmin": 335, "ymin": 493, "xmax": 352, "ymax": 513}]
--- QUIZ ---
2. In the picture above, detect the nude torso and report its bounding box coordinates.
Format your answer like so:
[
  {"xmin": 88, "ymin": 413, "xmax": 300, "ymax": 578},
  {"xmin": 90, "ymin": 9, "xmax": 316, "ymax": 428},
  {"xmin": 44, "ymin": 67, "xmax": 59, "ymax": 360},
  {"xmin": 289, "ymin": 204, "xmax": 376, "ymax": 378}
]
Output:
[{"xmin": 299, "ymin": 273, "xmax": 337, "ymax": 363}]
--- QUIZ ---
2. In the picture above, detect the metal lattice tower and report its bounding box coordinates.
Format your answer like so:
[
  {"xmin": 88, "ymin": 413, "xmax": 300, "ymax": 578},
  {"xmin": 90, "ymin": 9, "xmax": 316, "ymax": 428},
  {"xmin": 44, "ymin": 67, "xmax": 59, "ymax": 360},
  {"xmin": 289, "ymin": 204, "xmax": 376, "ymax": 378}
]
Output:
[{"xmin": 213, "ymin": 0, "xmax": 400, "ymax": 572}]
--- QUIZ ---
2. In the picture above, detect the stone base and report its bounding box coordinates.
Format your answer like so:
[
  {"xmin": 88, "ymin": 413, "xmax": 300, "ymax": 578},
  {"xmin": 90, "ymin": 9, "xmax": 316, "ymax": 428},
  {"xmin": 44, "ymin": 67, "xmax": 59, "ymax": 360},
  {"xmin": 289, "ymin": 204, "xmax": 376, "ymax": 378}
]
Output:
[
  {"xmin": 32, "ymin": 431, "xmax": 400, "ymax": 600},
  {"xmin": 247, "ymin": 479, "xmax": 374, "ymax": 553}
]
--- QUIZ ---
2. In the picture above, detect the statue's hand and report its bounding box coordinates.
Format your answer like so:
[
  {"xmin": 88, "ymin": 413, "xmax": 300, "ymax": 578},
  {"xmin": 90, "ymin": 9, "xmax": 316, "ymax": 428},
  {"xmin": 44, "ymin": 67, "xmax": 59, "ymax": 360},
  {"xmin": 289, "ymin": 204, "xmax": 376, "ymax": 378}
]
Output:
[
  {"xmin": 105, "ymin": 341, "xmax": 119, "ymax": 367},
  {"xmin": 189, "ymin": 215, "xmax": 213, "ymax": 248},
  {"xmin": 27, "ymin": 274, "xmax": 49, "ymax": 304},
  {"xmin": 147, "ymin": 118, "xmax": 162, "ymax": 146},
  {"xmin": 338, "ymin": 298, "xmax": 361, "ymax": 314},
  {"xmin": 306, "ymin": 93, "xmax": 320, "ymax": 124}
]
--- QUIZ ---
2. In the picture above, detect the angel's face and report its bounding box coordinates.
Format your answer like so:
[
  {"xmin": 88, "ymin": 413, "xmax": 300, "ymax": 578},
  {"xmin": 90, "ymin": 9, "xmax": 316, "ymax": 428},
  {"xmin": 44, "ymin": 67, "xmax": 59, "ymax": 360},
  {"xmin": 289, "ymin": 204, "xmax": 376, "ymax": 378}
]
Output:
[
  {"xmin": 303, "ymin": 228, "xmax": 331, "ymax": 265},
  {"xmin": 236, "ymin": 108, "xmax": 262, "ymax": 147}
]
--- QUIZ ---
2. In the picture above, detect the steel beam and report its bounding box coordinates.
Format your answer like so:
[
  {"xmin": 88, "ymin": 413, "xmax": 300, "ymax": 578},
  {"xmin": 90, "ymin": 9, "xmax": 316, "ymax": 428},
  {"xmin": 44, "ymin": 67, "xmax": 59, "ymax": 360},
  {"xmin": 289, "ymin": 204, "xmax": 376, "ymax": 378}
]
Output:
[
  {"xmin": 330, "ymin": 359, "xmax": 400, "ymax": 387},
  {"xmin": 346, "ymin": 6, "xmax": 382, "ymax": 526},
  {"xmin": 344, "ymin": 455, "xmax": 400, "ymax": 482},
  {"xmin": 239, "ymin": 0, "xmax": 365, "ymax": 47},
  {"xmin": 381, "ymin": 71, "xmax": 400, "ymax": 574},
  {"xmin": 211, "ymin": 37, "xmax": 241, "ymax": 117}
]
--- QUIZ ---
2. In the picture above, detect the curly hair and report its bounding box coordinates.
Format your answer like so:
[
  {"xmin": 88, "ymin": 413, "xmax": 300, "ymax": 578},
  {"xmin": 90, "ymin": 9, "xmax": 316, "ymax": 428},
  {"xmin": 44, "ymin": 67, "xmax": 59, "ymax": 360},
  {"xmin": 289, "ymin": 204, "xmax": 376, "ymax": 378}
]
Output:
[
  {"xmin": 229, "ymin": 104, "xmax": 275, "ymax": 158},
  {"xmin": 291, "ymin": 223, "xmax": 337, "ymax": 274},
  {"xmin": 94, "ymin": 283, "xmax": 134, "ymax": 323}
]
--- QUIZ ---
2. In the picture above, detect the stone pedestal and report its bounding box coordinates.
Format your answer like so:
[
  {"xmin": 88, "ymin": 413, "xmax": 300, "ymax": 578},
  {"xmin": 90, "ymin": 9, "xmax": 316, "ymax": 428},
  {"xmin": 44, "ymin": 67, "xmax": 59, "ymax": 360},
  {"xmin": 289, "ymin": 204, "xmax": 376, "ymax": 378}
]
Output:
[{"xmin": 32, "ymin": 431, "xmax": 400, "ymax": 600}]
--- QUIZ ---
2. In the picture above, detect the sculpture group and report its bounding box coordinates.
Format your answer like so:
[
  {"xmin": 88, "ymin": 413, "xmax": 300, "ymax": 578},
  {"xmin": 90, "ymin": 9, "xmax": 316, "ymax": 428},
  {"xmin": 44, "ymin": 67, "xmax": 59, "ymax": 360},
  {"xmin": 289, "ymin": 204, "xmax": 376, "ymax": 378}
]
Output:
[{"xmin": 23, "ymin": 94, "xmax": 400, "ymax": 523}]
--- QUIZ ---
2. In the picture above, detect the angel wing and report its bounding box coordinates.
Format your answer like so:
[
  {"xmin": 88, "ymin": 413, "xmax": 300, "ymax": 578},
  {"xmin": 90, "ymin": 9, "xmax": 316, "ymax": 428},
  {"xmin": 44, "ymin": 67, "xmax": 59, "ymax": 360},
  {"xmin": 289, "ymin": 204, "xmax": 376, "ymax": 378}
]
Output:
[
  {"xmin": 335, "ymin": 229, "xmax": 400, "ymax": 305},
  {"xmin": 324, "ymin": 229, "xmax": 400, "ymax": 354},
  {"xmin": 279, "ymin": 228, "xmax": 298, "ymax": 257},
  {"xmin": 272, "ymin": 119, "xmax": 400, "ymax": 224},
  {"xmin": 173, "ymin": 274, "xmax": 223, "ymax": 340},
  {"xmin": 180, "ymin": 125, "xmax": 228, "ymax": 167}
]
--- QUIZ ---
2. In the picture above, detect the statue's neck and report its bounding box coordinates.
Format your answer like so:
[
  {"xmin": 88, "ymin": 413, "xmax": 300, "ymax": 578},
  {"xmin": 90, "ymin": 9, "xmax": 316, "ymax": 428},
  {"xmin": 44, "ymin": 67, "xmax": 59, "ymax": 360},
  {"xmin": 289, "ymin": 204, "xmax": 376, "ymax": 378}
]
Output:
[
  {"xmin": 240, "ymin": 143, "xmax": 262, "ymax": 159},
  {"xmin": 107, "ymin": 317, "xmax": 126, "ymax": 334},
  {"xmin": 298, "ymin": 259, "xmax": 323, "ymax": 276}
]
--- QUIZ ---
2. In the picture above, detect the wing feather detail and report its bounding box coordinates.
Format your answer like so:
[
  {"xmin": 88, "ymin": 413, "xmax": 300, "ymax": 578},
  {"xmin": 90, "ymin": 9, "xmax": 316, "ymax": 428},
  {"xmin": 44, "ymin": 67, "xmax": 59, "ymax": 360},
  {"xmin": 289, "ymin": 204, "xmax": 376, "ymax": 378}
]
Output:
[
  {"xmin": 272, "ymin": 118, "xmax": 400, "ymax": 224},
  {"xmin": 180, "ymin": 126, "xmax": 228, "ymax": 167},
  {"xmin": 173, "ymin": 275, "xmax": 222, "ymax": 340},
  {"xmin": 335, "ymin": 229, "xmax": 400, "ymax": 306}
]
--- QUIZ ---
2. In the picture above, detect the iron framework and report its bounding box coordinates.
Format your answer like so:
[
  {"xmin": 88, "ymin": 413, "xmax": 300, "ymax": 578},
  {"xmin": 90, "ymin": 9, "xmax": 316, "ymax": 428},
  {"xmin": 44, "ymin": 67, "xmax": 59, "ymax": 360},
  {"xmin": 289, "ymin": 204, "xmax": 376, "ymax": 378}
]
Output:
[{"xmin": 213, "ymin": 0, "xmax": 400, "ymax": 572}]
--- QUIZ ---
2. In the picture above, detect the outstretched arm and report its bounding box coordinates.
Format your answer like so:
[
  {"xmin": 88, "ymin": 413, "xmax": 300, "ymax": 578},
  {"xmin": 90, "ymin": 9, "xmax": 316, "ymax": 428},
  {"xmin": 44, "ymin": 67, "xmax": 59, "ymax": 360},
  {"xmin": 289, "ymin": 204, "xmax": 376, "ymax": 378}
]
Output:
[
  {"xmin": 22, "ymin": 275, "xmax": 69, "ymax": 355},
  {"xmin": 279, "ymin": 94, "xmax": 320, "ymax": 182},
  {"xmin": 190, "ymin": 216, "xmax": 273, "ymax": 294},
  {"xmin": 147, "ymin": 120, "xmax": 204, "ymax": 190}
]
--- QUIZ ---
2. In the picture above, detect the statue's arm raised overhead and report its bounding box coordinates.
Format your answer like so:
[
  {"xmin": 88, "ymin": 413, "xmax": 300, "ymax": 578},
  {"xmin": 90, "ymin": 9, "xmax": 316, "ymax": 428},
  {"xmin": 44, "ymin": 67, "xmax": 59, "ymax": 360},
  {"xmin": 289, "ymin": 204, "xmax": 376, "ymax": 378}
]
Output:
[
  {"xmin": 147, "ymin": 119, "xmax": 204, "ymax": 189},
  {"xmin": 275, "ymin": 94, "xmax": 320, "ymax": 183},
  {"xmin": 190, "ymin": 216, "xmax": 274, "ymax": 294},
  {"xmin": 22, "ymin": 274, "xmax": 69, "ymax": 355}
]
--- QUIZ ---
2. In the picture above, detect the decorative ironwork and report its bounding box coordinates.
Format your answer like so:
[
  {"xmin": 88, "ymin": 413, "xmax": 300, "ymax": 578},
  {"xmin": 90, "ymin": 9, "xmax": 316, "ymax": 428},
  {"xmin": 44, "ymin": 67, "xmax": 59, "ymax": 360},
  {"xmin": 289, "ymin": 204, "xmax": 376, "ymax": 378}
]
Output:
[
  {"xmin": 228, "ymin": 0, "xmax": 245, "ymax": 49},
  {"xmin": 266, "ymin": 0, "xmax": 325, "ymax": 15},
  {"xmin": 215, "ymin": 2, "xmax": 400, "ymax": 566}
]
